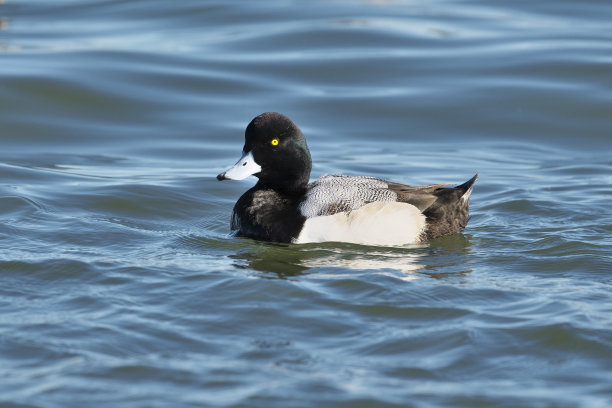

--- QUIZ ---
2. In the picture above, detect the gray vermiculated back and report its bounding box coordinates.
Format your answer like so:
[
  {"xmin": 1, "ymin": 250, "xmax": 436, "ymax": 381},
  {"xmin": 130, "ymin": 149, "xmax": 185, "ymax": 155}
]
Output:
[{"xmin": 299, "ymin": 175, "xmax": 397, "ymax": 218}]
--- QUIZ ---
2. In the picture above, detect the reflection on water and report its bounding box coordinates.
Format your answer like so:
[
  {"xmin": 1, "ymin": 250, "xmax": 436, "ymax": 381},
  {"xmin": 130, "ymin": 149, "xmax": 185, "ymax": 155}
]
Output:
[
  {"xmin": 227, "ymin": 240, "xmax": 423, "ymax": 277},
  {"xmin": 224, "ymin": 237, "xmax": 475, "ymax": 280},
  {"xmin": 299, "ymin": 246, "xmax": 425, "ymax": 278}
]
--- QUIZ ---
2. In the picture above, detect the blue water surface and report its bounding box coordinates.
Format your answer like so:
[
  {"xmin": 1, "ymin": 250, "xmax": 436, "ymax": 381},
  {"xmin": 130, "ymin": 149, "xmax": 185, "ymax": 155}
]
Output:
[{"xmin": 1, "ymin": 1, "xmax": 611, "ymax": 407}]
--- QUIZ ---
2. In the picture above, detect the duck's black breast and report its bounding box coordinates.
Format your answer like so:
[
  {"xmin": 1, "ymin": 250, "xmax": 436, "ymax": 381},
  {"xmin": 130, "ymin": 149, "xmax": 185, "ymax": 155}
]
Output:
[{"xmin": 231, "ymin": 186, "xmax": 306, "ymax": 243}]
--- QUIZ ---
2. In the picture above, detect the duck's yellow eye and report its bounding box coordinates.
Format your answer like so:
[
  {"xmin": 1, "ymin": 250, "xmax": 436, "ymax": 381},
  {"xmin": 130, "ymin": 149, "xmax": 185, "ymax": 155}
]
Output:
[{"xmin": 271, "ymin": 139, "xmax": 279, "ymax": 146}]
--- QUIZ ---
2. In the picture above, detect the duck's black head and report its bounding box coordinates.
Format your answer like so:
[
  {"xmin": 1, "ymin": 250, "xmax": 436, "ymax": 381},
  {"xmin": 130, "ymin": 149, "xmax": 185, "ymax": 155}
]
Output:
[{"xmin": 217, "ymin": 112, "xmax": 312, "ymax": 193}]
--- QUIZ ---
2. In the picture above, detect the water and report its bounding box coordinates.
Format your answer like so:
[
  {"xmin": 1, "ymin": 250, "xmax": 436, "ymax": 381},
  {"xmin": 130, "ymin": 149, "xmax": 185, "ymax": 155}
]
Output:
[{"xmin": 1, "ymin": 0, "xmax": 611, "ymax": 407}]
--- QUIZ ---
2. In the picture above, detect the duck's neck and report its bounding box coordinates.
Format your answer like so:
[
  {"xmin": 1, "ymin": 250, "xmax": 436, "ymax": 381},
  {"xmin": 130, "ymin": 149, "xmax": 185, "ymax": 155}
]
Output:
[
  {"xmin": 256, "ymin": 177, "xmax": 309, "ymax": 196},
  {"xmin": 256, "ymin": 147, "xmax": 312, "ymax": 195}
]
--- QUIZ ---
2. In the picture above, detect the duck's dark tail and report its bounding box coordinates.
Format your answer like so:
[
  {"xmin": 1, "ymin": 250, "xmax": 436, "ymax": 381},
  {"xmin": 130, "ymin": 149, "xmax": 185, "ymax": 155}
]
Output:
[
  {"xmin": 456, "ymin": 173, "xmax": 479, "ymax": 197},
  {"xmin": 422, "ymin": 173, "xmax": 479, "ymax": 240}
]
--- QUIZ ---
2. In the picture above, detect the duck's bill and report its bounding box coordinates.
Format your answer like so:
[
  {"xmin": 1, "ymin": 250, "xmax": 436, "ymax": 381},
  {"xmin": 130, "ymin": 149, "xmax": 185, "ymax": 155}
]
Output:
[{"xmin": 217, "ymin": 150, "xmax": 262, "ymax": 181}]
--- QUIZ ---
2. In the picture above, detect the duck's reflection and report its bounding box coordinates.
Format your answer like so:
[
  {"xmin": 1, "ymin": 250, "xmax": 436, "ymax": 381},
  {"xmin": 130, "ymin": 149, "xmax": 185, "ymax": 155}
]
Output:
[
  {"xmin": 231, "ymin": 241, "xmax": 426, "ymax": 278},
  {"xmin": 230, "ymin": 235, "xmax": 474, "ymax": 279}
]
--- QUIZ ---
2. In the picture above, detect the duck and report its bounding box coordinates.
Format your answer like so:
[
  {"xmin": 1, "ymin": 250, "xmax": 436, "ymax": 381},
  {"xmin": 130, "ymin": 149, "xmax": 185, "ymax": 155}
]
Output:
[{"xmin": 217, "ymin": 112, "xmax": 478, "ymax": 246}]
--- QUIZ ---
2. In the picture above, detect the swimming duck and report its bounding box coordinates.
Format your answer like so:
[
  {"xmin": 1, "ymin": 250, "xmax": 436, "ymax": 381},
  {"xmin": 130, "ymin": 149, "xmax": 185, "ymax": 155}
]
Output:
[{"xmin": 217, "ymin": 112, "xmax": 477, "ymax": 246}]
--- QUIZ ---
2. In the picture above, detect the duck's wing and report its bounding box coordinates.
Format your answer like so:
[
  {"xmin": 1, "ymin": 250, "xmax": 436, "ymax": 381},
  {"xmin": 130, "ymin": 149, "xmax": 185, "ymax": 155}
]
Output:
[
  {"xmin": 389, "ymin": 174, "xmax": 478, "ymax": 208},
  {"xmin": 386, "ymin": 182, "xmax": 451, "ymax": 211},
  {"xmin": 300, "ymin": 174, "xmax": 478, "ymax": 219}
]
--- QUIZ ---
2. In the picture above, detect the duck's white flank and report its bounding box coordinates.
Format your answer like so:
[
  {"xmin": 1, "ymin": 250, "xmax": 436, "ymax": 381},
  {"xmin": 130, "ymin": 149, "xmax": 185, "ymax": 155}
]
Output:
[{"xmin": 294, "ymin": 201, "xmax": 426, "ymax": 246}]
